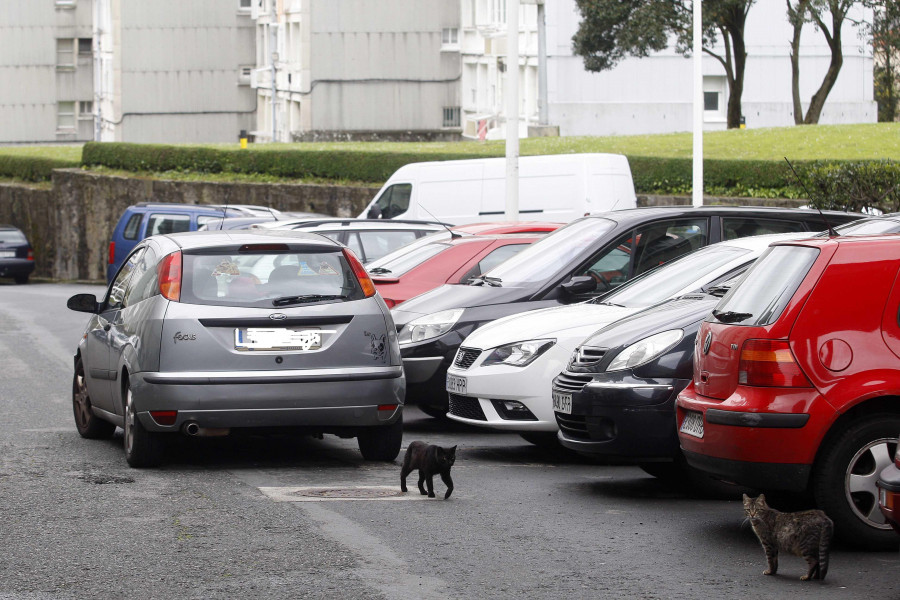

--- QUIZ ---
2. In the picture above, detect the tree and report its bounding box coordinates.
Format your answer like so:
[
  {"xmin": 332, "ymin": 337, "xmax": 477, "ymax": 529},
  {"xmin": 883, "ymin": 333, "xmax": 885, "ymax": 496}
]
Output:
[
  {"xmin": 788, "ymin": 0, "xmax": 869, "ymax": 124},
  {"xmin": 870, "ymin": 0, "xmax": 900, "ymax": 121},
  {"xmin": 571, "ymin": 0, "xmax": 756, "ymax": 129}
]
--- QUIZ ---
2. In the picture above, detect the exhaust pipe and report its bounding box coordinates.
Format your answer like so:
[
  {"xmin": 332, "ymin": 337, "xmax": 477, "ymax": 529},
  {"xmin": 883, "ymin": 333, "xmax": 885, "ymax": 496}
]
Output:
[{"xmin": 182, "ymin": 422, "xmax": 230, "ymax": 437}]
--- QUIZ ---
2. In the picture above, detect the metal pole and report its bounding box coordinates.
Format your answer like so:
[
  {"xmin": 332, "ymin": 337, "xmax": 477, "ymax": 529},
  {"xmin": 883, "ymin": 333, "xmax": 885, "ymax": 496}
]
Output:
[
  {"xmin": 692, "ymin": 0, "xmax": 703, "ymax": 207},
  {"xmin": 537, "ymin": 0, "xmax": 548, "ymax": 126},
  {"xmin": 92, "ymin": 0, "xmax": 102, "ymax": 141},
  {"xmin": 505, "ymin": 0, "xmax": 520, "ymax": 221},
  {"xmin": 270, "ymin": 3, "xmax": 278, "ymax": 143}
]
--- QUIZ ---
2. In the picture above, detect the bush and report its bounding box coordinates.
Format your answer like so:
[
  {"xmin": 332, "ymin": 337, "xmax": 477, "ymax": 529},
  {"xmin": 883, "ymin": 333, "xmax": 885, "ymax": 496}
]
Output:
[
  {"xmin": 801, "ymin": 160, "xmax": 900, "ymax": 213},
  {"xmin": 0, "ymin": 154, "xmax": 80, "ymax": 182}
]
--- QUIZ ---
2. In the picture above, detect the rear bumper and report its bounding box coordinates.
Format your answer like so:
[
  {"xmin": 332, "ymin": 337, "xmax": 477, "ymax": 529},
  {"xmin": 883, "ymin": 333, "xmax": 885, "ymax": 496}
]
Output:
[
  {"xmin": 0, "ymin": 259, "xmax": 34, "ymax": 278},
  {"xmin": 681, "ymin": 449, "xmax": 810, "ymax": 491},
  {"xmin": 130, "ymin": 368, "xmax": 404, "ymax": 432}
]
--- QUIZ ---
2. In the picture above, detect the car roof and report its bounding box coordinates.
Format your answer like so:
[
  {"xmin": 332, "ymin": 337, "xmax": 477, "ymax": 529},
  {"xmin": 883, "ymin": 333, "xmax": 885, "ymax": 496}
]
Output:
[
  {"xmin": 155, "ymin": 229, "xmax": 343, "ymax": 251},
  {"xmin": 596, "ymin": 205, "xmax": 861, "ymax": 224},
  {"xmin": 128, "ymin": 203, "xmax": 275, "ymax": 216},
  {"xmin": 772, "ymin": 232, "xmax": 900, "ymax": 249},
  {"xmin": 258, "ymin": 219, "xmax": 446, "ymax": 232},
  {"xmin": 0, "ymin": 224, "xmax": 23, "ymax": 231},
  {"xmin": 451, "ymin": 221, "xmax": 563, "ymax": 235}
]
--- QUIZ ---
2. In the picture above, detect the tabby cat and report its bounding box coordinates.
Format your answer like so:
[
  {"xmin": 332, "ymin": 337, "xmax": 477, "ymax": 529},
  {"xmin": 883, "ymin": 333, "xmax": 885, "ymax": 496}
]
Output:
[
  {"xmin": 400, "ymin": 441, "xmax": 456, "ymax": 499},
  {"xmin": 742, "ymin": 493, "xmax": 833, "ymax": 581}
]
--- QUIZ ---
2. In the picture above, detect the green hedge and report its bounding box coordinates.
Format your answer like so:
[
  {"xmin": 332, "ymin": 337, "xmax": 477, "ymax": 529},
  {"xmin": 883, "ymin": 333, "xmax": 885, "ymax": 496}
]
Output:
[
  {"xmin": 0, "ymin": 154, "xmax": 80, "ymax": 182},
  {"xmin": 802, "ymin": 160, "xmax": 900, "ymax": 213},
  {"xmin": 81, "ymin": 142, "xmax": 897, "ymax": 205}
]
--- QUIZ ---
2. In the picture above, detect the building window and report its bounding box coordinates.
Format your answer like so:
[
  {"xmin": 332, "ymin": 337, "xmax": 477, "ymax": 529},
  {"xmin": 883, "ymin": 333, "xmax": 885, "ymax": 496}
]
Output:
[
  {"xmin": 443, "ymin": 107, "xmax": 461, "ymax": 128},
  {"xmin": 238, "ymin": 0, "xmax": 252, "ymax": 10},
  {"xmin": 704, "ymin": 92, "xmax": 719, "ymax": 112},
  {"xmin": 57, "ymin": 102, "xmax": 76, "ymax": 131},
  {"xmin": 78, "ymin": 101, "xmax": 93, "ymax": 117},
  {"xmin": 56, "ymin": 39, "xmax": 75, "ymax": 68},
  {"xmin": 703, "ymin": 75, "xmax": 727, "ymax": 122},
  {"xmin": 78, "ymin": 38, "xmax": 92, "ymax": 56},
  {"xmin": 442, "ymin": 28, "xmax": 459, "ymax": 49}
]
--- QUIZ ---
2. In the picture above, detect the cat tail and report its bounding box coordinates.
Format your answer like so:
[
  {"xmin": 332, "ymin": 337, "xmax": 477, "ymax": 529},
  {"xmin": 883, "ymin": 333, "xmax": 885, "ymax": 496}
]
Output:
[{"xmin": 818, "ymin": 519, "xmax": 834, "ymax": 581}]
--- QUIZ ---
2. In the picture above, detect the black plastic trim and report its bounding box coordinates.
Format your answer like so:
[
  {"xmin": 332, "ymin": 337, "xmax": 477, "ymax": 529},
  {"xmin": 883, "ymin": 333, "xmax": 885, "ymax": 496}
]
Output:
[{"xmin": 705, "ymin": 409, "xmax": 810, "ymax": 428}]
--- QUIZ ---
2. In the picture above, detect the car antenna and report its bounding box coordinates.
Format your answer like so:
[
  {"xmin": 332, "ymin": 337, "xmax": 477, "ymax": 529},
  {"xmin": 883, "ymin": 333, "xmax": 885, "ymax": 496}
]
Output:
[
  {"xmin": 784, "ymin": 157, "xmax": 838, "ymax": 237},
  {"xmin": 417, "ymin": 204, "xmax": 460, "ymax": 239}
]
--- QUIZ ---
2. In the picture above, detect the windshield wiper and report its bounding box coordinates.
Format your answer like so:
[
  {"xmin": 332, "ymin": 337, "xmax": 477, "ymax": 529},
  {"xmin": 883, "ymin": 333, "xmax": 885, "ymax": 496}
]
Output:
[
  {"xmin": 470, "ymin": 274, "xmax": 502, "ymax": 287},
  {"xmin": 368, "ymin": 267, "xmax": 392, "ymax": 275},
  {"xmin": 707, "ymin": 285, "xmax": 733, "ymax": 298},
  {"xmin": 272, "ymin": 294, "xmax": 345, "ymax": 307},
  {"xmin": 711, "ymin": 309, "xmax": 753, "ymax": 323}
]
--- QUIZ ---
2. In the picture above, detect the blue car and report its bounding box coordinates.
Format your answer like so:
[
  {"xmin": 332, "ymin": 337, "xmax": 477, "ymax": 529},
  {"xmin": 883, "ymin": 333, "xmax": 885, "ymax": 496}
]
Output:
[
  {"xmin": 107, "ymin": 203, "xmax": 278, "ymax": 282},
  {"xmin": 0, "ymin": 225, "xmax": 35, "ymax": 284}
]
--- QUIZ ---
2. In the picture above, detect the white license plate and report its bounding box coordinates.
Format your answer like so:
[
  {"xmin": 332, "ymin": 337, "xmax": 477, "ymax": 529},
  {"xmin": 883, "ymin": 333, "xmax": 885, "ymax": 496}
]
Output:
[
  {"xmin": 234, "ymin": 328, "xmax": 332, "ymax": 351},
  {"xmin": 680, "ymin": 410, "xmax": 705, "ymax": 439},
  {"xmin": 552, "ymin": 391, "xmax": 572, "ymax": 415},
  {"xmin": 446, "ymin": 374, "xmax": 467, "ymax": 395},
  {"xmin": 0, "ymin": 251, "xmax": 14, "ymax": 258}
]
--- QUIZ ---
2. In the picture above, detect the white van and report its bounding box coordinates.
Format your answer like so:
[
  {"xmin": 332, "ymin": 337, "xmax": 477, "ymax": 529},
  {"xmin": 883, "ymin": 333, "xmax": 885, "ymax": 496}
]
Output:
[{"xmin": 358, "ymin": 153, "xmax": 636, "ymax": 225}]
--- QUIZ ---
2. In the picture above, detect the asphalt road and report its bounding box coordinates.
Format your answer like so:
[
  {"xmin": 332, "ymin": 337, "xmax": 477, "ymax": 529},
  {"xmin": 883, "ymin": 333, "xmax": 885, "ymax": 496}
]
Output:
[{"xmin": 0, "ymin": 282, "xmax": 897, "ymax": 599}]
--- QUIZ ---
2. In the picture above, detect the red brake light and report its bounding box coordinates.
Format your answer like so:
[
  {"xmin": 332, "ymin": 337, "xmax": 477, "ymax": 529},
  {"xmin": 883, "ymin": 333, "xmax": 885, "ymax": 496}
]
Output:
[
  {"xmin": 158, "ymin": 251, "xmax": 182, "ymax": 301},
  {"xmin": 149, "ymin": 410, "xmax": 178, "ymax": 426},
  {"xmin": 108, "ymin": 241, "xmax": 115, "ymax": 265},
  {"xmin": 26, "ymin": 249, "xmax": 34, "ymax": 261},
  {"xmin": 739, "ymin": 339, "xmax": 812, "ymax": 388},
  {"xmin": 343, "ymin": 248, "xmax": 376, "ymax": 298}
]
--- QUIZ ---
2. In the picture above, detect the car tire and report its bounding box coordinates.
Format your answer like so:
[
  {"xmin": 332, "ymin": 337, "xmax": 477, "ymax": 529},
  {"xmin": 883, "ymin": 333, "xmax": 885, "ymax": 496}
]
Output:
[
  {"xmin": 13, "ymin": 275, "xmax": 28, "ymax": 284},
  {"xmin": 123, "ymin": 383, "xmax": 164, "ymax": 468},
  {"xmin": 72, "ymin": 358, "xmax": 116, "ymax": 439},
  {"xmin": 519, "ymin": 432, "xmax": 561, "ymax": 448},
  {"xmin": 357, "ymin": 416, "xmax": 403, "ymax": 461},
  {"xmin": 812, "ymin": 414, "xmax": 900, "ymax": 550}
]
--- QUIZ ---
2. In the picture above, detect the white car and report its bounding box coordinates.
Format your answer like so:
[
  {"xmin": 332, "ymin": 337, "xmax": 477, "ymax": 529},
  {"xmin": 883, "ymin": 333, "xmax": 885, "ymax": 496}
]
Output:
[{"xmin": 444, "ymin": 233, "xmax": 811, "ymax": 444}]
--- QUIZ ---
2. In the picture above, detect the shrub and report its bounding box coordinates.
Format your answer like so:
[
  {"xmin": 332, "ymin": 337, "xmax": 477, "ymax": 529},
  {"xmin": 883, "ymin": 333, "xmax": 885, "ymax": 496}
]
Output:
[
  {"xmin": 0, "ymin": 155, "xmax": 80, "ymax": 182},
  {"xmin": 801, "ymin": 160, "xmax": 900, "ymax": 213}
]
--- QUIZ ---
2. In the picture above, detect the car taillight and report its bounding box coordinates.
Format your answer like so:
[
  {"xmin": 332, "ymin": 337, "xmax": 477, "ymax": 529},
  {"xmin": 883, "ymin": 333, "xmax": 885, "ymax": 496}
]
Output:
[
  {"xmin": 343, "ymin": 248, "xmax": 376, "ymax": 298},
  {"xmin": 158, "ymin": 251, "xmax": 182, "ymax": 301},
  {"xmin": 26, "ymin": 249, "xmax": 34, "ymax": 261},
  {"xmin": 739, "ymin": 339, "xmax": 812, "ymax": 388},
  {"xmin": 108, "ymin": 241, "xmax": 115, "ymax": 265}
]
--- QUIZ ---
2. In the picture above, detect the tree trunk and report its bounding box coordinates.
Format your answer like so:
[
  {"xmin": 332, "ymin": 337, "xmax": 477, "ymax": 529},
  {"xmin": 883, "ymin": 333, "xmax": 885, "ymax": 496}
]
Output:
[
  {"xmin": 787, "ymin": 0, "xmax": 810, "ymax": 124},
  {"xmin": 803, "ymin": 2, "xmax": 847, "ymax": 124},
  {"xmin": 726, "ymin": 24, "xmax": 748, "ymax": 129}
]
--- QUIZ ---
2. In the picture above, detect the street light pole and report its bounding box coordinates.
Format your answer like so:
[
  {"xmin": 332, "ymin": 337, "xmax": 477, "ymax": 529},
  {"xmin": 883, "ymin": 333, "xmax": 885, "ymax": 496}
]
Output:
[
  {"xmin": 692, "ymin": 0, "xmax": 703, "ymax": 207},
  {"xmin": 505, "ymin": 0, "xmax": 520, "ymax": 221}
]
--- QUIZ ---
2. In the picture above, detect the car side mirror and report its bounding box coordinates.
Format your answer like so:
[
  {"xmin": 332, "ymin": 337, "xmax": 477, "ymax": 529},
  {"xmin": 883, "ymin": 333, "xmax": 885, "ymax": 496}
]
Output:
[
  {"xmin": 560, "ymin": 276, "xmax": 597, "ymax": 296},
  {"xmin": 67, "ymin": 293, "xmax": 100, "ymax": 314}
]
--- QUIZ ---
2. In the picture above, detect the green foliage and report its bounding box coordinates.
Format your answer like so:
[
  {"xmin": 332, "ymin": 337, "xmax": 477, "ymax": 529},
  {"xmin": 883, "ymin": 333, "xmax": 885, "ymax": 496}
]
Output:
[
  {"xmin": 0, "ymin": 154, "xmax": 80, "ymax": 182},
  {"xmin": 802, "ymin": 160, "xmax": 900, "ymax": 213}
]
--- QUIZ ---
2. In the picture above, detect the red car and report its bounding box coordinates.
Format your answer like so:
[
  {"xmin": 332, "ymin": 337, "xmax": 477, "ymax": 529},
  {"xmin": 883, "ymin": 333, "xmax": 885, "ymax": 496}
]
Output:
[
  {"xmin": 676, "ymin": 234, "xmax": 900, "ymax": 549},
  {"xmin": 366, "ymin": 222, "xmax": 562, "ymax": 307}
]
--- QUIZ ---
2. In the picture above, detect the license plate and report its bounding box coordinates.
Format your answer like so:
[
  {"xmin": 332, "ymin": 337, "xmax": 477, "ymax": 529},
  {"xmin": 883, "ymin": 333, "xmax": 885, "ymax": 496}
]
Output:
[
  {"xmin": 680, "ymin": 410, "xmax": 705, "ymax": 439},
  {"xmin": 446, "ymin": 374, "xmax": 467, "ymax": 395},
  {"xmin": 0, "ymin": 251, "xmax": 14, "ymax": 258},
  {"xmin": 552, "ymin": 390, "xmax": 572, "ymax": 414},
  {"xmin": 234, "ymin": 328, "xmax": 332, "ymax": 351}
]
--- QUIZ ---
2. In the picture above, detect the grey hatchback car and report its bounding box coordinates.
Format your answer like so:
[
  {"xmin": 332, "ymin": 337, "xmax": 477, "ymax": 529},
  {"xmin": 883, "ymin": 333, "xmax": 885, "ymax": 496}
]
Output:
[{"xmin": 67, "ymin": 230, "xmax": 405, "ymax": 467}]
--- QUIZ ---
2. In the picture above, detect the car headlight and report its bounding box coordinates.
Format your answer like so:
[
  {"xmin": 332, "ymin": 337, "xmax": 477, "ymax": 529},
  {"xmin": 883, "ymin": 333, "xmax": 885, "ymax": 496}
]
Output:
[
  {"xmin": 397, "ymin": 308, "xmax": 465, "ymax": 345},
  {"xmin": 481, "ymin": 339, "xmax": 555, "ymax": 368},
  {"xmin": 605, "ymin": 330, "xmax": 684, "ymax": 372}
]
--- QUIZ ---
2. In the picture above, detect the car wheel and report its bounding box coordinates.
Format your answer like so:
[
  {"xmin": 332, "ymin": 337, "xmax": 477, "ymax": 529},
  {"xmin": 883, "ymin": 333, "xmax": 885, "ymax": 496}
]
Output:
[
  {"xmin": 519, "ymin": 432, "xmax": 561, "ymax": 448},
  {"xmin": 72, "ymin": 358, "xmax": 115, "ymax": 439},
  {"xmin": 13, "ymin": 274, "xmax": 28, "ymax": 284},
  {"xmin": 812, "ymin": 414, "xmax": 900, "ymax": 550},
  {"xmin": 357, "ymin": 416, "xmax": 403, "ymax": 461},
  {"xmin": 123, "ymin": 383, "xmax": 164, "ymax": 468}
]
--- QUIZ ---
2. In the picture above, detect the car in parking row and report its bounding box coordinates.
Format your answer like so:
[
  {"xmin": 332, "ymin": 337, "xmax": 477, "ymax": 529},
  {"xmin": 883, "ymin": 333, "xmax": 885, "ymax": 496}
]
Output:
[{"xmin": 0, "ymin": 225, "xmax": 35, "ymax": 284}]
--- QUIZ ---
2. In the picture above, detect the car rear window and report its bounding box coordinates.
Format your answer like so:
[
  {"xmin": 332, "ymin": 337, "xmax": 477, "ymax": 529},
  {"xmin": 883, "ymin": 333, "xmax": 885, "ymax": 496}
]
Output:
[
  {"xmin": 0, "ymin": 230, "xmax": 26, "ymax": 243},
  {"xmin": 366, "ymin": 242, "xmax": 449, "ymax": 277},
  {"xmin": 712, "ymin": 245, "xmax": 820, "ymax": 326},
  {"xmin": 180, "ymin": 250, "xmax": 364, "ymax": 307}
]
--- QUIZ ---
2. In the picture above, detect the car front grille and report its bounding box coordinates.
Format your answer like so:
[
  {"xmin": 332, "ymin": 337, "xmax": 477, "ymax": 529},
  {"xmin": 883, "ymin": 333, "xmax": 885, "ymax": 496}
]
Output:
[
  {"xmin": 569, "ymin": 346, "xmax": 607, "ymax": 368},
  {"xmin": 556, "ymin": 413, "xmax": 590, "ymax": 440},
  {"xmin": 448, "ymin": 394, "xmax": 487, "ymax": 421},
  {"xmin": 454, "ymin": 347, "xmax": 481, "ymax": 370},
  {"xmin": 553, "ymin": 372, "xmax": 593, "ymax": 393}
]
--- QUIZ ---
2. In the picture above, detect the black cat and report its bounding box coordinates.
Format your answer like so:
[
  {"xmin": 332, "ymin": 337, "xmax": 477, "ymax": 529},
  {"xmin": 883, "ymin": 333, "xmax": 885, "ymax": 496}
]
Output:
[{"xmin": 400, "ymin": 441, "xmax": 456, "ymax": 499}]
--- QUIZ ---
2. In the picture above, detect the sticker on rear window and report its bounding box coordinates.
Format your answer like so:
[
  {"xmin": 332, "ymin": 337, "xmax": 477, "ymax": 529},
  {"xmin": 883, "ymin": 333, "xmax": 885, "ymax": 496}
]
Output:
[
  {"xmin": 298, "ymin": 262, "xmax": 317, "ymax": 276},
  {"xmin": 318, "ymin": 263, "xmax": 339, "ymax": 275}
]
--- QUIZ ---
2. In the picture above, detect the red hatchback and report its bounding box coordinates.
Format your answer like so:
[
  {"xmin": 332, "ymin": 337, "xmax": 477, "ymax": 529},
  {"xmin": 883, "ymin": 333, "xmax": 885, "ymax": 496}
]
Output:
[
  {"xmin": 366, "ymin": 222, "xmax": 561, "ymax": 307},
  {"xmin": 676, "ymin": 234, "xmax": 900, "ymax": 549}
]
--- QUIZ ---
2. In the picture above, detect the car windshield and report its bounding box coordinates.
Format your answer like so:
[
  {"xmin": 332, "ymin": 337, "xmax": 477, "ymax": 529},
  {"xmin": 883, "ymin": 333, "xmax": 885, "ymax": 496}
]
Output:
[
  {"xmin": 180, "ymin": 250, "xmax": 363, "ymax": 308},
  {"xmin": 0, "ymin": 230, "xmax": 26, "ymax": 243},
  {"xmin": 482, "ymin": 218, "xmax": 616, "ymax": 284},
  {"xmin": 365, "ymin": 240, "xmax": 450, "ymax": 277},
  {"xmin": 593, "ymin": 244, "xmax": 750, "ymax": 308},
  {"xmin": 711, "ymin": 245, "xmax": 820, "ymax": 326}
]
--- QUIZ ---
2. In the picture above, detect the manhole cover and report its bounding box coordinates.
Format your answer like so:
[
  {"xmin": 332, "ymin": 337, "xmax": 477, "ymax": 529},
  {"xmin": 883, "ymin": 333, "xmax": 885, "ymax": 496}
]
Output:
[{"xmin": 290, "ymin": 487, "xmax": 403, "ymax": 499}]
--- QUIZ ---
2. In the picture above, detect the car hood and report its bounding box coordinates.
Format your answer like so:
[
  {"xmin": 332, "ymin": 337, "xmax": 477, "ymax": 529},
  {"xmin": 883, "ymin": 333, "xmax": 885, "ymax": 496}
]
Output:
[
  {"xmin": 392, "ymin": 283, "xmax": 534, "ymax": 321},
  {"xmin": 461, "ymin": 303, "xmax": 638, "ymax": 351}
]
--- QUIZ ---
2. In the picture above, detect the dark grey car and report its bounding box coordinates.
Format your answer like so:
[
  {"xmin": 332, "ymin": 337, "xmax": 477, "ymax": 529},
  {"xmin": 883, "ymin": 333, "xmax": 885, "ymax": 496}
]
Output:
[{"xmin": 68, "ymin": 230, "xmax": 405, "ymax": 467}]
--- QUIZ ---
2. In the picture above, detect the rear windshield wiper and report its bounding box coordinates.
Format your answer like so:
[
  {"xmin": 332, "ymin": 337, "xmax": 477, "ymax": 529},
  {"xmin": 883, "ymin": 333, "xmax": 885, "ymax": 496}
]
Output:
[
  {"xmin": 707, "ymin": 285, "xmax": 733, "ymax": 298},
  {"xmin": 470, "ymin": 274, "xmax": 502, "ymax": 287},
  {"xmin": 368, "ymin": 267, "xmax": 392, "ymax": 275},
  {"xmin": 711, "ymin": 309, "xmax": 753, "ymax": 323},
  {"xmin": 272, "ymin": 294, "xmax": 345, "ymax": 307}
]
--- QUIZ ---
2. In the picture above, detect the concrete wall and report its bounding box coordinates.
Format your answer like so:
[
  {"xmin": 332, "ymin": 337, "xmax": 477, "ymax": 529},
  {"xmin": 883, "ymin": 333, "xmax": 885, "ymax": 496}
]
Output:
[{"xmin": 0, "ymin": 170, "xmax": 378, "ymax": 282}]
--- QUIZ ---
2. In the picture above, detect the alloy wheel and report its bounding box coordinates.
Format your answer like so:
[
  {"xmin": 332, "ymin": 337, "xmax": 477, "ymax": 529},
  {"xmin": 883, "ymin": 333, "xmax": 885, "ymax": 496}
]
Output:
[{"xmin": 845, "ymin": 436, "xmax": 896, "ymax": 529}]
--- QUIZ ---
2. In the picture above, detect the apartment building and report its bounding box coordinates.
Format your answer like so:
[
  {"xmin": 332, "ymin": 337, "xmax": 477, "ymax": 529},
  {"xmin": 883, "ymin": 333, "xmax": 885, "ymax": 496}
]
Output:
[{"xmin": 250, "ymin": 0, "xmax": 461, "ymax": 141}]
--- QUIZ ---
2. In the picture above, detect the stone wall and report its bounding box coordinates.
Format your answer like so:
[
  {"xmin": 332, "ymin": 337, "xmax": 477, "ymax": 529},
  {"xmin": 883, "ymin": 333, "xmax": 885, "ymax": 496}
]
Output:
[{"xmin": 0, "ymin": 168, "xmax": 803, "ymax": 282}]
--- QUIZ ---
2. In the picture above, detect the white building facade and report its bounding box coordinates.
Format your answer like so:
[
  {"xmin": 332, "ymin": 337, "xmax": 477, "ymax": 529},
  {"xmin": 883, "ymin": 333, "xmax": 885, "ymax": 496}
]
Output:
[{"xmin": 460, "ymin": 0, "xmax": 877, "ymax": 137}]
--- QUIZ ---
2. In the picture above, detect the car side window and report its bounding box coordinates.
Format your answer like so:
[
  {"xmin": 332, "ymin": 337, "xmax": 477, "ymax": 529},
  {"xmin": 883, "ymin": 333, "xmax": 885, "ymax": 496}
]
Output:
[
  {"xmin": 107, "ymin": 248, "xmax": 144, "ymax": 310},
  {"xmin": 459, "ymin": 243, "xmax": 529, "ymax": 283},
  {"xmin": 197, "ymin": 215, "xmax": 224, "ymax": 229},
  {"xmin": 375, "ymin": 184, "xmax": 412, "ymax": 219},
  {"xmin": 632, "ymin": 219, "xmax": 708, "ymax": 276},
  {"xmin": 723, "ymin": 217, "xmax": 806, "ymax": 240},
  {"xmin": 146, "ymin": 213, "xmax": 191, "ymax": 236},
  {"xmin": 575, "ymin": 231, "xmax": 634, "ymax": 289},
  {"xmin": 358, "ymin": 231, "xmax": 418, "ymax": 263},
  {"xmin": 124, "ymin": 246, "xmax": 159, "ymax": 305},
  {"xmin": 122, "ymin": 213, "xmax": 143, "ymax": 240}
]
